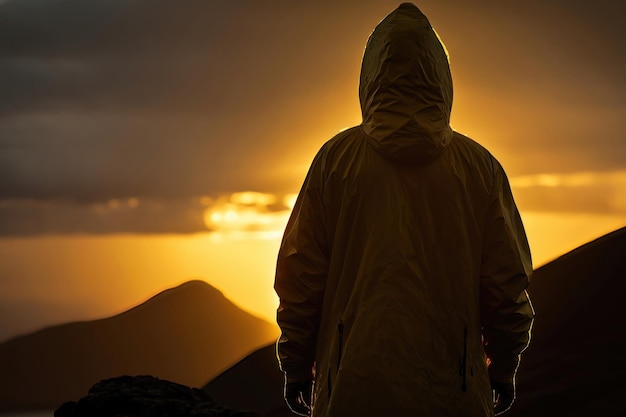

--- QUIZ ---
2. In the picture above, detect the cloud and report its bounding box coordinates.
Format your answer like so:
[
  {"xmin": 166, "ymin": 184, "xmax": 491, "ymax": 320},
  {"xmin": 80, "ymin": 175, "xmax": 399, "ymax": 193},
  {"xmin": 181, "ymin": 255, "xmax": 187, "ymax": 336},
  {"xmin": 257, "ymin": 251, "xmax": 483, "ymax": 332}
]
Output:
[
  {"xmin": 0, "ymin": 191, "xmax": 298, "ymax": 236},
  {"xmin": 0, "ymin": 1, "xmax": 364, "ymax": 203},
  {"xmin": 511, "ymin": 170, "xmax": 626, "ymax": 214},
  {"xmin": 0, "ymin": 0, "xmax": 624, "ymax": 233},
  {"xmin": 203, "ymin": 191, "xmax": 296, "ymax": 237},
  {"xmin": 0, "ymin": 197, "xmax": 208, "ymax": 235}
]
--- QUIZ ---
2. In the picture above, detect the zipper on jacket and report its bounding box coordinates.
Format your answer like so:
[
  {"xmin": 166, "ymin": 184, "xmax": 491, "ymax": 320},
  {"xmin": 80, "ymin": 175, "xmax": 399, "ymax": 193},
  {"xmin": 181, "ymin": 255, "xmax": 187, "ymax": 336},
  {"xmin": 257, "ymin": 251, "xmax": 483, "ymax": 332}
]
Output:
[
  {"xmin": 327, "ymin": 371, "xmax": 332, "ymax": 399},
  {"xmin": 337, "ymin": 320, "xmax": 344, "ymax": 369},
  {"xmin": 460, "ymin": 326, "xmax": 468, "ymax": 392}
]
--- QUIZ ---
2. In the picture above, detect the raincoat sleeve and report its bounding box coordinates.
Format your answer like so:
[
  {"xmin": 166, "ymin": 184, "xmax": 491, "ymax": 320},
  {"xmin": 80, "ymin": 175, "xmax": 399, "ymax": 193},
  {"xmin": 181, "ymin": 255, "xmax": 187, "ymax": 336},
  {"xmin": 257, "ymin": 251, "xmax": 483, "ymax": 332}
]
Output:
[
  {"xmin": 480, "ymin": 162, "xmax": 535, "ymax": 383},
  {"xmin": 274, "ymin": 151, "xmax": 329, "ymax": 382}
]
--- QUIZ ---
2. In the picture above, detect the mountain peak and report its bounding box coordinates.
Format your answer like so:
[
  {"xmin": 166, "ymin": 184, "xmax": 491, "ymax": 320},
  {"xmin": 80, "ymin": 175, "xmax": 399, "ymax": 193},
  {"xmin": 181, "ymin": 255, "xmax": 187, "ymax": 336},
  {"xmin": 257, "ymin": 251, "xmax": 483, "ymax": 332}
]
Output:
[
  {"xmin": 174, "ymin": 279, "xmax": 218, "ymax": 291},
  {"xmin": 150, "ymin": 279, "xmax": 225, "ymax": 302},
  {"xmin": 0, "ymin": 279, "xmax": 279, "ymax": 412}
]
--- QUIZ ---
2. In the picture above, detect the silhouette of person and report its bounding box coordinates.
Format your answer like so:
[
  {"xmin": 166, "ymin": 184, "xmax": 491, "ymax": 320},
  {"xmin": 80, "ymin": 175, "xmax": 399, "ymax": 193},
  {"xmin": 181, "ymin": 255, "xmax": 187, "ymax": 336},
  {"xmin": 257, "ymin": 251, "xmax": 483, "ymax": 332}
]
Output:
[{"xmin": 274, "ymin": 3, "xmax": 534, "ymax": 416}]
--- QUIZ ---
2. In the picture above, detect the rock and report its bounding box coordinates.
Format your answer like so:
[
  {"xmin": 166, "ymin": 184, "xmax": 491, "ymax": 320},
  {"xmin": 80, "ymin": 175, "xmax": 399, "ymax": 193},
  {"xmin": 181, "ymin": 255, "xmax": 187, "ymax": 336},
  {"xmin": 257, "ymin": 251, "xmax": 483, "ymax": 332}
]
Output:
[{"xmin": 54, "ymin": 375, "xmax": 259, "ymax": 417}]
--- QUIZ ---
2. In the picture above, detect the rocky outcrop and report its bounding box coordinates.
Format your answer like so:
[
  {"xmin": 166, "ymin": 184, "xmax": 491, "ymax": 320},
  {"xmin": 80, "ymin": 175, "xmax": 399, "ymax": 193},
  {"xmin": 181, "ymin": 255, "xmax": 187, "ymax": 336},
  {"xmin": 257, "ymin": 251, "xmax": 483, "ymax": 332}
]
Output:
[{"xmin": 55, "ymin": 375, "xmax": 259, "ymax": 417}]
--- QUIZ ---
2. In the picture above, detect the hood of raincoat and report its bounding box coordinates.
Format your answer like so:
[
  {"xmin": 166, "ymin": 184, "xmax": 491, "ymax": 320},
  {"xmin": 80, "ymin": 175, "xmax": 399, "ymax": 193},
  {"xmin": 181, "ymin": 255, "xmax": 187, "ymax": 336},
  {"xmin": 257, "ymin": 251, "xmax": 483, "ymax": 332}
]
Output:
[{"xmin": 360, "ymin": 3, "xmax": 453, "ymax": 163}]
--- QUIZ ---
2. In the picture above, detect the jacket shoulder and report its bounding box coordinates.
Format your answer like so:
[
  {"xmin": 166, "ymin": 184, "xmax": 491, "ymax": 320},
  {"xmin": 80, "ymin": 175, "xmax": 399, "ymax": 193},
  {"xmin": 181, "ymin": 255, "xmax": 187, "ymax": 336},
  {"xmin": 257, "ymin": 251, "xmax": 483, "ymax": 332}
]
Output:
[
  {"xmin": 450, "ymin": 130, "xmax": 504, "ymax": 175},
  {"xmin": 324, "ymin": 126, "xmax": 362, "ymax": 148},
  {"xmin": 452, "ymin": 131, "xmax": 492, "ymax": 157},
  {"xmin": 311, "ymin": 126, "xmax": 363, "ymax": 164}
]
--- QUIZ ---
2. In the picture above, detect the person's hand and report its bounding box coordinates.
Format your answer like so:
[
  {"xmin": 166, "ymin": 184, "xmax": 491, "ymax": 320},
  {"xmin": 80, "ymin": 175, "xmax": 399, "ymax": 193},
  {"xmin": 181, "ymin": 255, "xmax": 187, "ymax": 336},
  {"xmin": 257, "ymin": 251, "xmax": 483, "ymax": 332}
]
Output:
[
  {"xmin": 284, "ymin": 380, "xmax": 313, "ymax": 416},
  {"xmin": 491, "ymin": 379, "xmax": 515, "ymax": 415}
]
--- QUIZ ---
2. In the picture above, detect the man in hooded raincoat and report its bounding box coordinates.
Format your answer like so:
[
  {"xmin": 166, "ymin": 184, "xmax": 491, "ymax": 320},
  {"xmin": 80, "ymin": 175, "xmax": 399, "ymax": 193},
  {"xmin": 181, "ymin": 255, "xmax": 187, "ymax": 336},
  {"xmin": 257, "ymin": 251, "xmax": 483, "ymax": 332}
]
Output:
[{"xmin": 274, "ymin": 3, "xmax": 534, "ymax": 417}]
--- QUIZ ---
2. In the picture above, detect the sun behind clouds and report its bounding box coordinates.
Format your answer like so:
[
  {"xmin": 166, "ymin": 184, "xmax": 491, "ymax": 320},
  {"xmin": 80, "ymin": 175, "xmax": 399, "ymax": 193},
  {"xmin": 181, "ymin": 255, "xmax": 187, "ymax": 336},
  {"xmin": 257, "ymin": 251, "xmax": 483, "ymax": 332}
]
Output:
[{"xmin": 203, "ymin": 191, "xmax": 297, "ymax": 236}]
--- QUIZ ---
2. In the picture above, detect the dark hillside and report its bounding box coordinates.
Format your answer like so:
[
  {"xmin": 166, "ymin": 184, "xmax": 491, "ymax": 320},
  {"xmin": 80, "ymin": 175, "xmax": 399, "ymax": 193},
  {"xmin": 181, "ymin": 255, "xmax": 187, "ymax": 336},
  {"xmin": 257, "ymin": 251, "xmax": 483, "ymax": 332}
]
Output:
[
  {"xmin": 509, "ymin": 227, "xmax": 626, "ymax": 416},
  {"xmin": 0, "ymin": 280, "xmax": 279, "ymax": 412}
]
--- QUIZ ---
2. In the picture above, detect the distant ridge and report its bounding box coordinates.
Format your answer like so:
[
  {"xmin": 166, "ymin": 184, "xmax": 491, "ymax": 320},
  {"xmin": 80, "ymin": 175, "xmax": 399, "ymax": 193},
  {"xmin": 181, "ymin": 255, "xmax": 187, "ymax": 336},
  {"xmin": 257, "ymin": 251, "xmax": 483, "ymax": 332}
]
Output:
[
  {"xmin": 203, "ymin": 228, "xmax": 626, "ymax": 417},
  {"xmin": 507, "ymin": 226, "xmax": 626, "ymax": 416},
  {"xmin": 0, "ymin": 279, "xmax": 279, "ymax": 412},
  {"xmin": 537, "ymin": 226, "xmax": 626, "ymax": 270}
]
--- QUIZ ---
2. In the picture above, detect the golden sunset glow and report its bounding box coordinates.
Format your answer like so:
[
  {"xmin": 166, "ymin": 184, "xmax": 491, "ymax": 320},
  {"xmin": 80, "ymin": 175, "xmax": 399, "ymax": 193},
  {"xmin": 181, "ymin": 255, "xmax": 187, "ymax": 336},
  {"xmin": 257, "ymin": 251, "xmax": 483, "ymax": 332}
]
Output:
[
  {"xmin": 0, "ymin": 234, "xmax": 283, "ymax": 332},
  {"xmin": 0, "ymin": 0, "xmax": 624, "ymax": 352},
  {"xmin": 202, "ymin": 192, "xmax": 297, "ymax": 234},
  {"xmin": 0, "ymin": 207, "xmax": 622, "ymax": 341},
  {"xmin": 522, "ymin": 212, "xmax": 626, "ymax": 266}
]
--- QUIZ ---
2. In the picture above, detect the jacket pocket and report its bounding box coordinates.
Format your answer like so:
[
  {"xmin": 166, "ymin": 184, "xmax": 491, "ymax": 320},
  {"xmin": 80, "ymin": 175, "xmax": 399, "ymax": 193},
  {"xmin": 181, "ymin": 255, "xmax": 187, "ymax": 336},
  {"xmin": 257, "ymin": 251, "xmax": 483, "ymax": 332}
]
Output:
[
  {"xmin": 459, "ymin": 326, "xmax": 468, "ymax": 392},
  {"xmin": 328, "ymin": 320, "xmax": 345, "ymax": 400}
]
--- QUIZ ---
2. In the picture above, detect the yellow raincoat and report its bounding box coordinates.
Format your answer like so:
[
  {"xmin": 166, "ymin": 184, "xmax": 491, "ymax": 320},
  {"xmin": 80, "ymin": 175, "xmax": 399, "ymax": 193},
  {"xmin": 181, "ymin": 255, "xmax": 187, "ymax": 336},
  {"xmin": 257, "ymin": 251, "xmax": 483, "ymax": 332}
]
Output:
[{"xmin": 275, "ymin": 3, "xmax": 534, "ymax": 416}]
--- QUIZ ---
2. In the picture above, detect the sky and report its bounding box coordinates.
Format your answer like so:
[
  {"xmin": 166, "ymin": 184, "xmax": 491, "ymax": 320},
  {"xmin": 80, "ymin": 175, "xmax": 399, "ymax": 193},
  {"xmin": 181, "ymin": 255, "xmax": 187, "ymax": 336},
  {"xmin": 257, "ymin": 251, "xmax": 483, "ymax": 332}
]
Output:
[{"xmin": 0, "ymin": 0, "xmax": 625, "ymax": 342}]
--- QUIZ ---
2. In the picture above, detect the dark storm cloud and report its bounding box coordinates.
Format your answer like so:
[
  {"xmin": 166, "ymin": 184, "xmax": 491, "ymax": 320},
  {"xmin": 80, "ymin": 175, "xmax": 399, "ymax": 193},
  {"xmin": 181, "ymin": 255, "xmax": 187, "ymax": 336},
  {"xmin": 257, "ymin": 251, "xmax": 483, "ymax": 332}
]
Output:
[
  {"xmin": 0, "ymin": 0, "xmax": 367, "ymax": 207},
  {"xmin": 0, "ymin": 0, "xmax": 265, "ymax": 115},
  {"xmin": 0, "ymin": 0, "xmax": 363, "ymax": 117},
  {"xmin": 0, "ymin": 0, "xmax": 624, "ymax": 234},
  {"xmin": 0, "ymin": 197, "xmax": 208, "ymax": 235}
]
